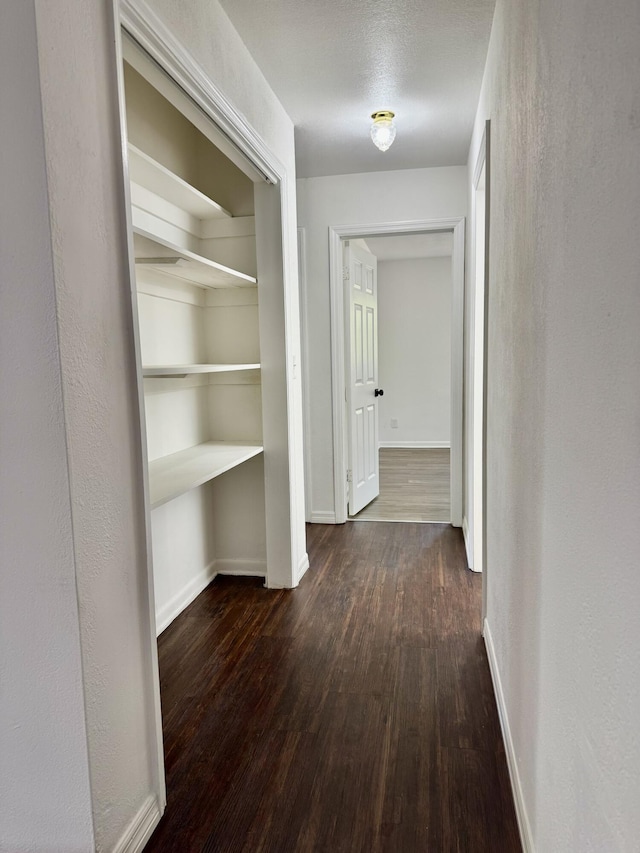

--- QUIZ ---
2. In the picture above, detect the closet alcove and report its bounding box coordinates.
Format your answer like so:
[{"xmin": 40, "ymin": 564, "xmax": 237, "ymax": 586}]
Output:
[{"xmin": 120, "ymin": 36, "xmax": 300, "ymax": 635}]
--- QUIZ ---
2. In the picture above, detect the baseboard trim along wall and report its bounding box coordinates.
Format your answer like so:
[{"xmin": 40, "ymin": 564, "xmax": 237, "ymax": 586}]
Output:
[
  {"xmin": 378, "ymin": 441, "xmax": 451, "ymax": 449},
  {"xmin": 296, "ymin": 552, "xmax": 310, "ymax": 585},
  {"xmin": 155, "ymin": 561, "xmax": 218, "ymax": 635},
  {"xmin": 484, "ymin": 619, "xmax": 535, "ymax": 853},
  {"xmin": 309, "ymin": 510, "xmax": 337, "ymax": 524},
  {"xmin": 112, "ymin": 794, "xmax": 162, "ymax": 853},
  {"xmin": 215, "ymin": 559, "xmax": 267, "ymax": 577},
  {"xmin": 156, "ymin": 555, "xmax": 302, "ymax": 635}
]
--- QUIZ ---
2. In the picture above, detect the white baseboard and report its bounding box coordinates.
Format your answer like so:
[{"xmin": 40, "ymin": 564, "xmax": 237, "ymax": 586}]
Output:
[
  {"xmin": 156, "ymin": 561, "xmax": 217, "ymax": 635},
  {"xmin": 296, "ymin": 552, "xmax": 310, "ymax": 585},
  {"xmin": 215, "ymin": 558, "xmax": 267, "ymax": 577},
  {"xmin": 309, "ymin": 510, "xmax": 337, "ymax": 524},
  {"xmin": 378, "ymin": 441, "xmax": 450, "ymax": 449},
  {"xmin": 484, "ymin": 619, "xmax": 535, "ymax": 853},
  {"xmin": 112, "ymin": 794, "xmax": 162, "ymax": 853}
]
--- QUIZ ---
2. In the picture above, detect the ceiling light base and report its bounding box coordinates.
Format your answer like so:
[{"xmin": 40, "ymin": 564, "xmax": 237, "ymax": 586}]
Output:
[{"xmin": 370, "ymin": 110, "xmax": 396, "ymax": 152}]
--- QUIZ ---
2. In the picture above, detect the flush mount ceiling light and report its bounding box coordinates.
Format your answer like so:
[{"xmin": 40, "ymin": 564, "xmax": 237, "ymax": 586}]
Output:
[{"xmin": 370, "ymin": 110, "xmax": 396, "ymax": 152}]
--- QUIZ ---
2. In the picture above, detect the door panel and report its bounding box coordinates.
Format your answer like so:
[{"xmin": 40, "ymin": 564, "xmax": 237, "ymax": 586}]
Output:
[
  {"xmin": 346, "ymin": 242, "xmax": 379, "ymax": 515},
  {"xmin": 366, "ymin": 307, "xmax": 375, "ymax": 382}
]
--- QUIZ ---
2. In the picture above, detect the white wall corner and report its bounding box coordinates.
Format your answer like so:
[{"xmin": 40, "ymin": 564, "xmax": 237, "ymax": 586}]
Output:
[
  {"xmin": 483, "ymin": 619, "xmax": 535, "ymax": 853},
  {"xmin": 112, "ymin": 794, "xmax": 163, "ymax": 853}
]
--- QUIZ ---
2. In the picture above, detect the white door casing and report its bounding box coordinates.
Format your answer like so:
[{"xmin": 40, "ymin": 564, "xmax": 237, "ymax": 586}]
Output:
[
  {"xmin": 345, "ymin": 242, "xmax": 380, "ymax": 515},
  {"xmin": 471, "ymin": 156, "xmax": 486, "ymax": 574},
  {"xmin": 329, "ymin": 218, "xmax": 465, "ymax": 526}
]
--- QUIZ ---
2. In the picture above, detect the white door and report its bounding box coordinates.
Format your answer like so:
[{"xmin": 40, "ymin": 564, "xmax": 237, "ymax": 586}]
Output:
[{"xmin": 345, "ymin": 241, "xmax": 380, "ymax": 515}]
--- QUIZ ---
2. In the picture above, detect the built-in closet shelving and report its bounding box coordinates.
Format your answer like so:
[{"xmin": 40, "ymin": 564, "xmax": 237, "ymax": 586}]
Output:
[
  {"xmin": 142, "ymin": 364, "xmax": 260, "ymax": 378},
  {"xmin": 133, "ymin": 229, "xmax": 256, "ymax": 289},
  {"xmin": 131, "ymin": 143, "xmax": 263, "ymax": 503},
  {"xmin": 128, "ymin": 143, "xmax": 232, "ymax": 220},
  {"xmin": 123, "ymin": 60, "xmax": 268, "ymax": 632},
  {"xmin": 148, "ymin": 441, "xmax": 263, "ymax": 509}
]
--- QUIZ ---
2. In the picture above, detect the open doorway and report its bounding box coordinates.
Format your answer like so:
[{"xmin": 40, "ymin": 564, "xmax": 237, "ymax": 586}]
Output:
[
  {"xmin": 328, "ymin": 217, "xmax": 465, "ymax": 527},
  {"xmin": 344, "ymin": 232, "xmax": 453, "ymax": 522}
]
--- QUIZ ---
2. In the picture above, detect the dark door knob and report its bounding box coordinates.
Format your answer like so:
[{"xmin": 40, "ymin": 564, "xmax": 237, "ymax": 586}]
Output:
[{"xmin": 374, "ymin": 388, "xmax": 384, "ymax": 397}]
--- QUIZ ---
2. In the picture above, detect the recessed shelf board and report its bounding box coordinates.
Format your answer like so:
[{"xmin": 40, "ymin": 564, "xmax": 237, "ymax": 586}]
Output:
[
  {"xmin": 149, "ymin": 441, "xmax": 263, "ymax": 509},
  {"xmin": 134, "ymin": 230, "xmax": 257, "ymax": 289},
  {"xmin": 128, "ymin": 143, "xmax": 231, "ymax": 220},
  {"xmin": 143, "ymin": 363, "xmax": 260, "ymax": 377}
]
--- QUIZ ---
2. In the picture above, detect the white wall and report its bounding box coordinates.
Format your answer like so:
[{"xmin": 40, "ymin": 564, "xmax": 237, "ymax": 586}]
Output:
[
  {"xmin": 297, "ymin": 166, "xmax": 467, "ymax": 521},
  {"xmin": 0, "ymin": 3, "xmax": 95, "ymax": 849},
  {"xmin": 377, "ymin": 257, "xmax": 451, "ymax": 446},
  {"xmin": 469, "ymin": 0, "xmax": 640, "ymax": 849},
  {"xmin": 1, "ymin": 0, "xmax": 307, "ymax": 849},
  {"xmin": 30, "ymin": 3, "xmax": 165, "ymax": 850}
]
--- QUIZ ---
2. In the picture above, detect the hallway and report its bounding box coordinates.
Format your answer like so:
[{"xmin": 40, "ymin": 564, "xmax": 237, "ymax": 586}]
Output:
[{"xmin": 146, "ymin": 522, "xmax": 520, "ymax": 852}]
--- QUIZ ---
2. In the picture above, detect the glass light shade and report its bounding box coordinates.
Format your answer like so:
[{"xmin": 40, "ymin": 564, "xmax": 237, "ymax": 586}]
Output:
[{"xmin": 370, "ymin": 111, "xmax": 396, "ymax": 152}]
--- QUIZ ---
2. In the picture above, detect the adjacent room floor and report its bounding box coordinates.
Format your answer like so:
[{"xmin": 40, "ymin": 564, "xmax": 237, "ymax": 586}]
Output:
[
  {"xmin": 145, "ymin": 521, "xmax": 520, "ymax": 852},
  {"xmin": 351, "ymin": 447, "xmax": 451, "ymax": 522}
]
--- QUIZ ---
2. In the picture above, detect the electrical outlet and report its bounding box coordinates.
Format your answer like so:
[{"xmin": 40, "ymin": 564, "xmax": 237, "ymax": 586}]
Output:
[{"xmin": 390, "ymin": 418, "xmax": 398, "ymax": 429}]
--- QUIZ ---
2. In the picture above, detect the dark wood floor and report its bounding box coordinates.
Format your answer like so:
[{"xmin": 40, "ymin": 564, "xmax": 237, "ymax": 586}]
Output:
[{"xmin": 146, "ymin": 522, "xmax": 521, "ymax": 852}]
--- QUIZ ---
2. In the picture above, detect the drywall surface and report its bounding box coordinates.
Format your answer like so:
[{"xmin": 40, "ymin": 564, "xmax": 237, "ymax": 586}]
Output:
[
  {"xmin": 145, "ymin": 0, "xmax": 308, "ymax": 585},
  {"xmin": 33, "ymin": 2, "xmax": 164, "ymax": 850},
  {"xmin": 377, "ymin": 258, "xmax": 451, "ymax": 445},
  {"xmin": 0, "ymin": 2, "xmax": 95, "ymax": 850},
  {"xmin": 297, "ymin": 166, "xmax": 466, "ymax": 520},
  {"xmin": 470, "ymin": 0, "xmax": 640, "ymax": 848}
]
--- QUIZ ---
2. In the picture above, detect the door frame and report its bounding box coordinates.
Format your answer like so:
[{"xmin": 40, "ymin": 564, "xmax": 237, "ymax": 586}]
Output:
[
  {"xmin": 329, "ymin": 218, "xmax": 466, "ymax": 525},
  {"xmin": 473, "ymin": 121, "xmax": 491, "ymax": 620},
  {"xmin": 468, "ymin": 125, "xmax": 489, "ymax": 572}
]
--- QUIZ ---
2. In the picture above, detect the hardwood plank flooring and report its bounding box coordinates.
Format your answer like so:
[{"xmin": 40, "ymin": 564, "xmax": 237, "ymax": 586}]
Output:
[
  {"xmin": 145, "ymin": 522, "xmax": 521, "ymax": 852},
  {"xmin": 351, "ymin": 447, "xmax": 450, "ymax": 523}
]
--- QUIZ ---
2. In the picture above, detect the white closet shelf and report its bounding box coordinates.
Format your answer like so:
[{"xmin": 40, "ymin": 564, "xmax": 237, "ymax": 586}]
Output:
[
  {"xmin": 143, "ymin": 363, "xmax": 260, "ymax": 377},
  {"xmin": 149, "ymin": 441, "xmax": 263, "ymax": 509},
  {"xmin": 134, "ymin": 230, "xmax": 257, "ymax": 289},
  {"xmin": 128, "ymin": 143, "xmax": 231, "ymax": 220}
]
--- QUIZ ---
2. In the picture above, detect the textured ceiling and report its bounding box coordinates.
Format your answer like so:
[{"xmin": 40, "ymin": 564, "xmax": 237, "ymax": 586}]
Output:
[{"xmin": 218, "ymin": 0, "xmax": 496, "ymax": 177}]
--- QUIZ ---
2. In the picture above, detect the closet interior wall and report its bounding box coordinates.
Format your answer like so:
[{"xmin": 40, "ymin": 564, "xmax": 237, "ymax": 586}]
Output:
[{"xmin": 123, "ymin": 63, "xmax": 268, "ymax": 633}]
